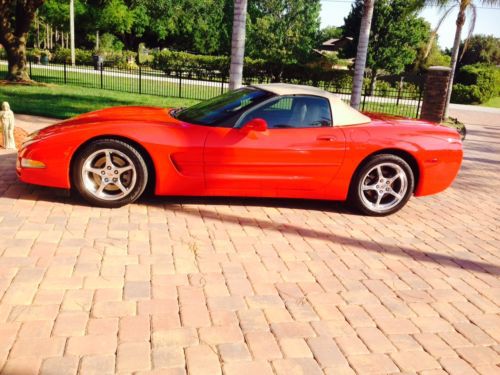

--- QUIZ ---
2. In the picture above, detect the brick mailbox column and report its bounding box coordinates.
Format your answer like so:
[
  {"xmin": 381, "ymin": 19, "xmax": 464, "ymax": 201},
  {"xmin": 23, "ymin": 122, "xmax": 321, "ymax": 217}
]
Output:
[{"xmin": 420, "ymin": 66, "xmax": 452, "ymax": 123}]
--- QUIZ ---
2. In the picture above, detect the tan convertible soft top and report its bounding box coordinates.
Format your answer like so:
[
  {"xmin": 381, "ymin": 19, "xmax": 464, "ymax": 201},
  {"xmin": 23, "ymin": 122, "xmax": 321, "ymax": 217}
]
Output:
[{"xmin": 251, "ymin": 83, "xmax": 371, "ymax": 127}]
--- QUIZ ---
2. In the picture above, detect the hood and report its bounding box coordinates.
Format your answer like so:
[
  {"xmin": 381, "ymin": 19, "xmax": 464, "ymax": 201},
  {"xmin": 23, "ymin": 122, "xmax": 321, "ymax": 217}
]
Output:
[{"xmin": 37, "ymin": 106, "xmax": 173, "ymax": 137}]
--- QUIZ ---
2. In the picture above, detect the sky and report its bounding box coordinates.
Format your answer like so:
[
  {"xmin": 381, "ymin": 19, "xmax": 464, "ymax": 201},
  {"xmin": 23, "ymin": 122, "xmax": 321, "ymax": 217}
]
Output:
[{"xmin": 320, "ymin": 0, "xmax": 500, "ymax": 49}]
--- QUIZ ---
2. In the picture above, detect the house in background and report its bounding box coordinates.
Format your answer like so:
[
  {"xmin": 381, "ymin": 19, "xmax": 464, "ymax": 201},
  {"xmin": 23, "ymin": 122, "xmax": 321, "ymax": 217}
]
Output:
[
  {"xmin": 319, "ymin": 37, "xmax": 354, "ymax": 54},
  {"xmin": 313, "ymin": 37, "xmax": 354, "ymax": 70}
]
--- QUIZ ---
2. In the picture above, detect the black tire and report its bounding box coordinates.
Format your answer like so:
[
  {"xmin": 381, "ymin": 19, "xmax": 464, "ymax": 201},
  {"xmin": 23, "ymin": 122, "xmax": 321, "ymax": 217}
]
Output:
[
  {"xmin": 72, "ymin": 139, "xmax": 148, "ymax": 208},
  {"xmin": 348, "ymin": 154, "xmax": 415, "ymax": 216}
]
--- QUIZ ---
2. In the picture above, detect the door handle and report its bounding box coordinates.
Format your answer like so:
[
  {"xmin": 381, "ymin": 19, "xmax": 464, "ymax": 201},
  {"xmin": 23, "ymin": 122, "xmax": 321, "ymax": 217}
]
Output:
[{"xmin": 317, "ymin": 135, "xmax": 337, "ymax": 141}]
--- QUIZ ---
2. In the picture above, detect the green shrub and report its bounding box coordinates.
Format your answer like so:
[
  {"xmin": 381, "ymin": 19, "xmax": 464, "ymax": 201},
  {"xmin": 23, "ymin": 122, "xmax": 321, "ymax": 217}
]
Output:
[
  {"xmin": 376, "ymin": 80, "xmax": 392, "ymax": 97},
  {"xmin": 104, "ymin": 50, "xmax": 138, "ymax": 69},
  {"xmin": 51, "ymin": 48, "xmax": 93, "ymax": 65},
  {"xmin": 98, "ymin": 33, "xmax": 124, "ymax": 52},
  {"xmin": 494, "ymin": 67, "xmax": 500, "ymax": 96},
  {"xmin": 152, "ymin": 49, "xmax": 230, "ymax": 75},
  {"xmin": 138, "ymin": 43, "xmax": 154, "ymax": 66},
  {"xmin": 451, "ymin": 84, "xmax": 484, "ymax": 104},
  {"xmin": 452, "ymin": 63, "xmax": 497, "ymax": 104}
]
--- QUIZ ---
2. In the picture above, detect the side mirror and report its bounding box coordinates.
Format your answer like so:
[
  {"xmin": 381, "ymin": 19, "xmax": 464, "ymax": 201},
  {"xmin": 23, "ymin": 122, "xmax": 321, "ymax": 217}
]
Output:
[{"xmin": 241, "ymin": 118, "xmax": 268, "ymax": 132}]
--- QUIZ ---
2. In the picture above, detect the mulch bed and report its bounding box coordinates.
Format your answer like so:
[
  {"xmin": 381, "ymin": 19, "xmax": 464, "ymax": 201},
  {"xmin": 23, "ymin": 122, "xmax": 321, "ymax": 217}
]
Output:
[
  {"xmin": 0, "ymin": 127, "xmax": 29, "ymax": 150},
  {"xmin": 0, "ymin": 80, "xmax": 51, "ymax": 87}
]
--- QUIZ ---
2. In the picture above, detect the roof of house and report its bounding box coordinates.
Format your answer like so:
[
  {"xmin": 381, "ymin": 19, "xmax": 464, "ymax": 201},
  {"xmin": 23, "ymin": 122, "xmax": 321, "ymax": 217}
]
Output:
[
  {"xmin": 251, "ymin": 83, "xmax": 371, "ymax": 126},
  {"xmin": 322, "ymin": 37, "xmax": 353, "ymax": 46}
]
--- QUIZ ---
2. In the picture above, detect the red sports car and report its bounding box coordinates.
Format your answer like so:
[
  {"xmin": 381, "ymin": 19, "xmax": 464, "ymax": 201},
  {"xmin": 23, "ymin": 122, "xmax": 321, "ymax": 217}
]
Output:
[{"xmin": 17, "ymin": 84, "xmax": 463, "ymax": 215}]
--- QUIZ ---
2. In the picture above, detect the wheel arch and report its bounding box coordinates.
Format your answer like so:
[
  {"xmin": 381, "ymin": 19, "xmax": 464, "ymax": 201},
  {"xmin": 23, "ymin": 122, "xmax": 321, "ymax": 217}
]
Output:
[
  {"xmin": 69, "ymin": 135, "xmax": 157, "ymax": 194},
  {"xmin": 350, "ymin": 148, "xmax": 420, "ymax": 193}
]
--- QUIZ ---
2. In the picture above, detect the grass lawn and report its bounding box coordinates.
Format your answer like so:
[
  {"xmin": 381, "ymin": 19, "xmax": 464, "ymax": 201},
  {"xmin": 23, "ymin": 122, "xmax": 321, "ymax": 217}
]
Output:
[
  {"xmin": 481, "ymin": 96, "xmax": 500, "ymax": 108},
  {"xmin": 0, "ymin": 83, "xmax": 198, "ymax": 119},
  {"xmin": 361, "ymin": 101, "xmax": 420, "ymax": 119},
  {"xmin": 1, "ymin": 62, "xmax": 227, "ymax": 101}
]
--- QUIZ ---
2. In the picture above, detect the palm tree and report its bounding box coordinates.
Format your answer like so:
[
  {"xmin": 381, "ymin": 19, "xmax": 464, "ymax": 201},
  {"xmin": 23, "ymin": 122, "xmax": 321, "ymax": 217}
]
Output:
[
  {"xmin": 70, "ymin": 0, "xmax": 75, "ymax": 66},
  {"xmin": 229, "ymin": 0, "xmax": 248, "ymax": 90},
  {"xmin": 350, "ymin": 0, "xmax": 375, "ymax": 110},
  {"xmin": 428, "ymin": 0, "xmax": 500, "ymax": 118}
]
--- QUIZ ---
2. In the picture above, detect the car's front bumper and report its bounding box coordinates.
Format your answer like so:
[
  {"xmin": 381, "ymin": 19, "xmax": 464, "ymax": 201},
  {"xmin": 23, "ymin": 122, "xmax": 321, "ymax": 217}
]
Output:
[{"xmin": 17, "ymin": 144, "xmax": 71, "ymax": 189}]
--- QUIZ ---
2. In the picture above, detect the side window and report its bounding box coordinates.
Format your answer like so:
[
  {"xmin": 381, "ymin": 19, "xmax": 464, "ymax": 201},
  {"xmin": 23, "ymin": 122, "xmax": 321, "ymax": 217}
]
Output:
[{"xmin": 238, "ymin": 96, "xmax": 332, "ymax": 129}]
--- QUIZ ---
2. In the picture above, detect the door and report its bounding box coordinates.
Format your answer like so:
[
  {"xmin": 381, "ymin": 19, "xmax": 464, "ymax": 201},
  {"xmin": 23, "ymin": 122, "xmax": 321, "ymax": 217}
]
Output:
[{"xmin": 204, "ymin": 95, "xmax": 346, "ymax": 195}]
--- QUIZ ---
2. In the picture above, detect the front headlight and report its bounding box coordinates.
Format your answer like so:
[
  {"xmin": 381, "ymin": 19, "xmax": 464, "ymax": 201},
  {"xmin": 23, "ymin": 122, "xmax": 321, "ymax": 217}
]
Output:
[{"xmin": 20, "ymin": 158, "xmax": 46, "ymax": 169}]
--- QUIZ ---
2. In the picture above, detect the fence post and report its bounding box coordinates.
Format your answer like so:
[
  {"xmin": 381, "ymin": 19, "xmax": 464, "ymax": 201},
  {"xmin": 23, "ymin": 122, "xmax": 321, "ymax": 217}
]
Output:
[
  {"xmin": 361, "ymin": 87, "xmax": 368, "ymax": 112},
  {"xmin": 420, "ymin": 66, "xmax": 452, "ymax": 122},
  {"xmin": 29, "ymin": 58, "xmax": 32, "ymax": 78},
  {"xmin": 396, "ymin": 77, "xmax": 403, "ymax": 107},
  {"xmin": 416, "ymin": 85, "xmax": 424, "ymax": 118},
  {"xmin": 221, "ymin": 75, "xmax": 225, "ymax": 95},
  {"xmin": 100, "ymin": 63, "xmax": 104, "ymax": 89},
  {"xmin": 64, "ymin": 61, "xmax": 67, "ymax": 84},
  {"xmin": 139, "ymin": 66, "xmax": 142, "ymax": 94},
  {"xmin": 178, "ymin": 70, "xmax": 182, "ymax": 98}
]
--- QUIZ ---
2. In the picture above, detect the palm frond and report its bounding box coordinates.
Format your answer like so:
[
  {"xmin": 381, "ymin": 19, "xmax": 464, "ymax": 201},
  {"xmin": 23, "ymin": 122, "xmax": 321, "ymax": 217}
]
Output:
[
  {"xmin": 424, "ymin": 4, "xmax": 457, "ymax": 58},
  {"xmin": 425, "ymin": 0, "xmax": 458, "ymax": 10},
  {"xmin": 480, "ymin": 0, "xmax": 500, "ymax": 6},
  {"xmin": 460, "ymin": 3, "xmax": 477, "ymax": 60}
]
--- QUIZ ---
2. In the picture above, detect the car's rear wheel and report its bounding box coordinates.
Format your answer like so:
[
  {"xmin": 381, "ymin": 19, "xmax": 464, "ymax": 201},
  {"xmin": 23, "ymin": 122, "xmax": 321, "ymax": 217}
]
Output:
[
  {"xmin": 349, "ymin": 154, "xmax": 414, "ymax": 216},
  {"xmin": 72, "ymin": 139, "xmax": 148, "ymax": 208}
]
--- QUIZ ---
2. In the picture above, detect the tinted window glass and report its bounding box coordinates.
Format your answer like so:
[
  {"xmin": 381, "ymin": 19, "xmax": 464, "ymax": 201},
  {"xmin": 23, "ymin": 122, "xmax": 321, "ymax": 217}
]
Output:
[
  {"xmin": 239, "ymin": 96, "xmax": 332, "ymax": 129},
  {"xmin": 175, "ymin": 88, "xmax": 273, "ymax": 126}
]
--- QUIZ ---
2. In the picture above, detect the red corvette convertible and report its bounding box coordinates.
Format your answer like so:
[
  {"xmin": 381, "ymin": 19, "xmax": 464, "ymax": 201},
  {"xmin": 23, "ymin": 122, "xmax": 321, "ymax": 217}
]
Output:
[{"xmin": 17, "ymin": 84, "xmax": 463, "ymax": 215}]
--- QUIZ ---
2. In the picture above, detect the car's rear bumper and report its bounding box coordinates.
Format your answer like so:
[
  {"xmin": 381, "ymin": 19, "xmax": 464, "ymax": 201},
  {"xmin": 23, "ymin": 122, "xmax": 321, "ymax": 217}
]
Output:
[{"xmin": 414, "ymin": 147, "xmax": 463, "ymax": 197}]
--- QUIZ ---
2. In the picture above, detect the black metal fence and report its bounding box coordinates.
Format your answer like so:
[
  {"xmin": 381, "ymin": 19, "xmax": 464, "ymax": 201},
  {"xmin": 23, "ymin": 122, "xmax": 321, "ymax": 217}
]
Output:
[{"xmin": 0, "ymin": 59, "xmax": 424, "ymax": 118}]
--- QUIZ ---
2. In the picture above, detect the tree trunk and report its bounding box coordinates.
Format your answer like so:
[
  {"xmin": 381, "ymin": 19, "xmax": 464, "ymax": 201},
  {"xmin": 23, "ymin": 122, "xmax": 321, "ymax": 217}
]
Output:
[
  {"xmin": 443, "ymin": 9, "xmax": 465, "ymax": 119},
  {"xmin": 5, "ymin": 39, "xmax": 31, "ymax": 81},
  {"xmin": 36, "ymin": 17, "xmax": 40, "ymax": 48},
  {"xmin": 1, "ymin": 0, "xmax": 45, "ymax": 81},
  {"xmin": 350, "ymin": 0, "xmax": 375, "ymax": 109},
  {"xmin": 369, "ymin": 70, "xmax": 378, "ymax": 96},
  {"xmin": 70, "ymin": 0, "xmax": 75, "ymax": 66},
  {"xmin": 229, "ymin": 0, "xmax": 248, "ymax": 90},
  {"xmin": 45, "ymin": 23, "xmax": 49, "ymax": 49}
]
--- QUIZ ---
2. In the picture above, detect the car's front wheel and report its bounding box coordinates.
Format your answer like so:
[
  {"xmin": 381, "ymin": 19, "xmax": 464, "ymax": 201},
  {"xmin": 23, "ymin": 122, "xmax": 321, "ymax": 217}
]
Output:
[
  {"xmin": 72, "ymin": 139, "xmax": 148, "ymax": 208},
  {"xmin": 349, "ymin": 154, "xmax": 414, "ymax": 216}
]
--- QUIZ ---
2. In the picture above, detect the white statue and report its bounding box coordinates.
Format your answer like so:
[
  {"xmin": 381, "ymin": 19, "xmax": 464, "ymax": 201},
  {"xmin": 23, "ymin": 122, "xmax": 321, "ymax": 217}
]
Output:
[{"xmin": 1, "ymin": 102, "xmax": 16, "ymax": 150}]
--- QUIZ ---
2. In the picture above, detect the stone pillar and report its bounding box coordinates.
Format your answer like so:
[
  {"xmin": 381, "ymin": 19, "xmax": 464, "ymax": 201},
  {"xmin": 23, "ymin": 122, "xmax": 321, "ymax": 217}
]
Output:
[{"xmin": 420, "ymin": 66, "xmax": 452, "ymax": 123}]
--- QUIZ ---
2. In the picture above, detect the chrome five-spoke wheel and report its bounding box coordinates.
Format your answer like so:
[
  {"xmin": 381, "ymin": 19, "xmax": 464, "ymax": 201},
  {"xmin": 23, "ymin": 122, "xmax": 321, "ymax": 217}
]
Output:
[
  {"xmin": 73, "ymin": 139, "xmax": 148, "ymax": 208},
  {"xmin": 359, "ymin": 163, "xmax": 408, "ymax": 213},
  {"xmin": 82, "ymin": 149, "xmax": 137, "ymax": 201},
  {"xmin": 349, "ymin": 154, "xmax": 415, "ymax": 216}
]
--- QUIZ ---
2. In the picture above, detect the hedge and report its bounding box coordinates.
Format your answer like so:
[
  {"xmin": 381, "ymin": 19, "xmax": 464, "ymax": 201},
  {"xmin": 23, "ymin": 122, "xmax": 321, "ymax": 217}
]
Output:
[
  {"xmin": 151, "ymin": 48, "xmax": 357, "ymax": 89},
  {"xmin": 50, "ymin": 48, "xmax": 93, "ymax": 65},
  {"xmin": 452, "ymin": 64, "xmax": 498, "ymax": 104}
]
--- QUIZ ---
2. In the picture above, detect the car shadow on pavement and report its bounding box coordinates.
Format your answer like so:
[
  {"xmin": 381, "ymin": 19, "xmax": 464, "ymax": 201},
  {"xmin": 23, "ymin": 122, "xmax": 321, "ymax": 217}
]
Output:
[
  {"xmin": 0, "ymin": 152, "xmax": 354, "ymax": 215},
  {"xmin": 462, "ymin": 156, "xmax": 500, "ymax": 166},
  {"xmin": 2, "ymin": 152, "xmax": 498, "ymax": 277}
]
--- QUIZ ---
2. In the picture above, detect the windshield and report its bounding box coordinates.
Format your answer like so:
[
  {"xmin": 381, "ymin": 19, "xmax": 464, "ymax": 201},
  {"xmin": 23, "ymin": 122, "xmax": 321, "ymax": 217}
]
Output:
[{"xmin": 175, "ymin": 87, "xmax": 274, "ymax": 126}]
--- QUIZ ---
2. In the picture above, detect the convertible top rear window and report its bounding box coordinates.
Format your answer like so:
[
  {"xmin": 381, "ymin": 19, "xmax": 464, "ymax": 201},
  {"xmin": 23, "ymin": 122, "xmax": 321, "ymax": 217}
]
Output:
[{"xmin": 174, "ymin": 87, "xmax": 274, "ymax": 126}]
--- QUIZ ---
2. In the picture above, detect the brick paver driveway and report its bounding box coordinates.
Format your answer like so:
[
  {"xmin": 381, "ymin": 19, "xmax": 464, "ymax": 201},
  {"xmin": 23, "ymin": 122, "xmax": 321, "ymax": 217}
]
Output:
[{"xmin": 0, "ymin": 112, "xmax": 499, "ymax": 374}]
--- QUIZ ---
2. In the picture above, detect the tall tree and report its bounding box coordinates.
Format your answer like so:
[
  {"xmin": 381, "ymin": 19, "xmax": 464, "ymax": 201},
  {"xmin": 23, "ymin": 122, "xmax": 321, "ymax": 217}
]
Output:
[
  {"xmin": 70, "ymin": 0, "xmax": 75, "ymax": 65},
  {"xmin": 428, "ymin": 0, "xmax": 500, "ymax": 118},
  {"xmin": 229, "ymin": 0, "xmax": 248, "ymax": 89},
  {"xmin": 0, "ymin": 0, "xmax": 46, "ymax": 81},
  {"xmin": 457, "ymin": 34, "xmax": 500, "ymax": 67},
  {"xmin": 345, "ymin": 0, "xmax": 429, "ymax": 95},
  {"xmin": 350, "ymin": 0, "xmax": 374, "ymax": 109}
]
